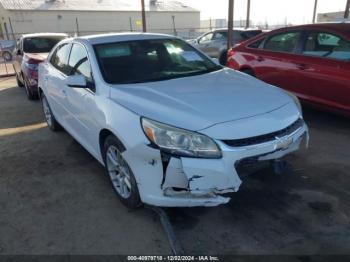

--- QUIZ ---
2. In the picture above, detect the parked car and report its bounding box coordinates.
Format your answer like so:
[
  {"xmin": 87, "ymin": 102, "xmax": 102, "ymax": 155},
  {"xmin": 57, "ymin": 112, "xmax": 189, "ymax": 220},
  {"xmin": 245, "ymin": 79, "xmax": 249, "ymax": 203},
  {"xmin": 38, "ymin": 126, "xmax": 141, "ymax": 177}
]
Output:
[
  {"xmin": 13, "ymin": 33, "xmax": 68, "ymax": 100},
  {"xmin": 226, "ymin": 23, "xmax": 350, "ymax": 117},
  {"xmin": 0, "ymin": 40, "xmax": 15, "ymax": 61},
  {"xmin": 38, "ymin": 33, "xmax": 308, "ymax": 208},
  {"xmin": 188, "ymin": 28, "xmax": 262, "ymax": 64}
]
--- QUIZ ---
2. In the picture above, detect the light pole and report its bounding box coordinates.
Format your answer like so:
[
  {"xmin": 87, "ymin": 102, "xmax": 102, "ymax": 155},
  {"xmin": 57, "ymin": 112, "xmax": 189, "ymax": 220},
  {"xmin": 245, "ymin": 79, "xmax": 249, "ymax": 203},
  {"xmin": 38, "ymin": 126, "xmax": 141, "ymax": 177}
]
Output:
[
  {"xmin": 312, "ymin": 0, "xmax": 318, "ymax": 23},
  {"xmin": 227, "ymin": 0, "xmax": 234, "ymax": 50},
  {"xmin": 246, "ymin": 0, "xmax": 251, "ymax": 28},
  {"xmin": 345, "ymin": 0, "xmax": 350, "ymax": 19},
  {"xmin": 141, "ymin": 0, "xmax": 147, "ymax": 32}
]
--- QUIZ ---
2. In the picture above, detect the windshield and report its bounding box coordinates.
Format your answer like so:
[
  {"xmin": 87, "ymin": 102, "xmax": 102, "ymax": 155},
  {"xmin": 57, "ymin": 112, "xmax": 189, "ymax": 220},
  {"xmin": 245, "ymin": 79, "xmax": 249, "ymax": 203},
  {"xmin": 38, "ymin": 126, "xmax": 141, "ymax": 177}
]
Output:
[
  {"xmin": 94, "ymin": 38, "xmax": 222, "ymax": 84},
  {"xmin": 23, "ymin": 36, "xmax": 66, "ymax": 53}
]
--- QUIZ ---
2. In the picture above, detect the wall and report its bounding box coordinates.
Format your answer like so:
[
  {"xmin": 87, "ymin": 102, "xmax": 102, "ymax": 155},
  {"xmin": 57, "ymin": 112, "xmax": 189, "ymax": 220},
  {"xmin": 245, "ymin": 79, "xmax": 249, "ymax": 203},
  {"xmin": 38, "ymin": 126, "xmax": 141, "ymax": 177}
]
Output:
[{"xmin": 0, "ymin": 9, "xmax": 200, "ymax": 39}]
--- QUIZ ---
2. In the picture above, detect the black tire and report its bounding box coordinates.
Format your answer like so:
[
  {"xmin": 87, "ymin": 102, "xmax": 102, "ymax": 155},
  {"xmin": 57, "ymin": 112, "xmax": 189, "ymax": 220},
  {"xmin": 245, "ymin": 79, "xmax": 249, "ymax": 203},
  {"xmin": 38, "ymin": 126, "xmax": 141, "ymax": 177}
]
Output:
[
  {"xmin": 241, "ymin": 68, "xmax": 255, "ymax": 77},
  {"xmin": 103, "ymin": 135, "xmax": 141, "ymax": 209},
  {"xmin": 41, "ymin": 93, "xmax": 62, "ymax": 131},
  {"xmin": 16, "ymin": 73, "xmax": 24, "ymax": 87},
  {"xmin": 23, "ymin": 77, "xmax": 39, "ymax": 100},
  {"xmin": 219, "ymin": 50, "xmax": 228, "ymax": 66},
  {"xmin": 2, "ymin": 51, "xmax": 12, "ymax": 61}
]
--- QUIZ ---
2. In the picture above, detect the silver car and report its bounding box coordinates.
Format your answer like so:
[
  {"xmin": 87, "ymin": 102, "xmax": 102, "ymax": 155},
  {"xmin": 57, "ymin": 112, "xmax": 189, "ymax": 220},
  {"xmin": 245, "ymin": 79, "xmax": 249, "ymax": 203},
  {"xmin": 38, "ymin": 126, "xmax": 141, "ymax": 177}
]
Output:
[
  {"xmin": 189, "ymin": 28, "xmax": 262, "ymax": 65},
  {"xmin": 0, "ymin": 40, "xmax": 15, "ymax": 61}
]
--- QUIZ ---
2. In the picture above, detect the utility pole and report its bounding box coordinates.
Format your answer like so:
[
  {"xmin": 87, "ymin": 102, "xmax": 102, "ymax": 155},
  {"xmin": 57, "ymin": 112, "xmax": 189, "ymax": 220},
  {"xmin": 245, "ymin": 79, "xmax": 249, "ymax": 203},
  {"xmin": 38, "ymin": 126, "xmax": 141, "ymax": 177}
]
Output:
[
  {"xmin": 75, "ymin": 18, "xmax": 80, "ymax": 36},
  {"xmin": 141, "ymin": 0, "xmax": 147, "ymax": 32},
  {"xmin": 245, "ymin": 0, "xmax": 251, "ymax": 28},
  {"xmin": 172, "ymin": 15, "xmax": 177, "ymax": 36},
  {"xmin": 227, "ymin": 0, "xmax": 234, "ymax": 50},
  {"xmin": 345, "ymin": 0, "xmax": 350, "ymax": 19},
  {"xmin": 312, "ymin": 0, "xmax": 318, "ymax": 23}
]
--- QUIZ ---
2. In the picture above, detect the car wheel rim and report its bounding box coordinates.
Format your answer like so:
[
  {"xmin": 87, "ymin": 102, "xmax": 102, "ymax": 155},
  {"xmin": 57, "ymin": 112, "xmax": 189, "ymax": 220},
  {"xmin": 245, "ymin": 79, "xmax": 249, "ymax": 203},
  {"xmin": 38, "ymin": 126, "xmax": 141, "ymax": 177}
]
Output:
[
  {"xmin": 106, "ymin": 145, "xmax": 132, "ymax": 199},
  {"xmin": 42, "ymin": 97, "xmax": 52, "ymax": 127},
  {"xmin": 4, "ymin": 53, "xmax": 11, "ymax": 60}
]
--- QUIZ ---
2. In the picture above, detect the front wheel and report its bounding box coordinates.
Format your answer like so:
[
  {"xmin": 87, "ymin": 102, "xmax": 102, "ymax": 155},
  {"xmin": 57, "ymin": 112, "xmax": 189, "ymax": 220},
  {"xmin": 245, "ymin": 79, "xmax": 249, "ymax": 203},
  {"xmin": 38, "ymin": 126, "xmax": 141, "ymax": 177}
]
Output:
[
  {"xmin": 41, "ymin": 93, "xmax": 62, "ymax": 131},
  {"xmin": 16, "ymin": 73, "xmax": 24, "ymax": 87},
  {"xmin": 103, "ymin": 135, "xmax": 141, "ymax": 209},
  {"xmin": 2, "ymin": 51, "xmax": 12, "ymax": 61}
]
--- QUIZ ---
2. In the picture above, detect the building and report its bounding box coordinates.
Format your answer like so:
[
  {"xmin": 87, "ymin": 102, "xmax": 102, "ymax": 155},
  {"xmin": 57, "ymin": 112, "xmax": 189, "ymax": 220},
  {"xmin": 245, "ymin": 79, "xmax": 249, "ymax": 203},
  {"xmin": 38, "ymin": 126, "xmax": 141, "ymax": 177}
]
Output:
[
  {"xmin": 317, "ymin": 11, "xmax": 349, "ymax": 23},
  {"xmin": 0, "ymin": 0, "xmax": 200, "ymax": 40}
]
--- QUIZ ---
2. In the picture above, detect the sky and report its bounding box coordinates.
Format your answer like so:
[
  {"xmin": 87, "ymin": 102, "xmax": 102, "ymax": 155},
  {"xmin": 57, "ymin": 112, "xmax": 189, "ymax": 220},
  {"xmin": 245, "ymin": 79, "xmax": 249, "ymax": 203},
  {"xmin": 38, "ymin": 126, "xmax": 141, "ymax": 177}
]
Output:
[{"xmin": 181, "ymin": 0, "xmax": 348, "ymax": 25}]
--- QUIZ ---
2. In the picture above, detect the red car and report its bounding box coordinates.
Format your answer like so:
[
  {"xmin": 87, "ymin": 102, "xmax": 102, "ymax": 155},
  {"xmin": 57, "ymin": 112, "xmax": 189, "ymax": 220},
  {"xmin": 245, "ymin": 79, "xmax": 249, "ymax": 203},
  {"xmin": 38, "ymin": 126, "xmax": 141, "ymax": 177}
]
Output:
[
  {"xmin": 226, "ymin": 23, "xmax": 350, "ymax": 117},
  {"xmin": 14, "ymin": 33, "xmax": 67, "ymax": 100}
]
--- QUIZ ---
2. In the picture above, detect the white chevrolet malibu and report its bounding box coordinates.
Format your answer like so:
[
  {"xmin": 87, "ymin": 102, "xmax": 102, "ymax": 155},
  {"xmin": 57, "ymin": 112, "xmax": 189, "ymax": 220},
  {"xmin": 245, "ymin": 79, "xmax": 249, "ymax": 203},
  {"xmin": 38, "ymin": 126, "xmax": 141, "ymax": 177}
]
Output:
[{"xmin": 38, "ymin": 33, "xmax": 309, "ymax": 208}]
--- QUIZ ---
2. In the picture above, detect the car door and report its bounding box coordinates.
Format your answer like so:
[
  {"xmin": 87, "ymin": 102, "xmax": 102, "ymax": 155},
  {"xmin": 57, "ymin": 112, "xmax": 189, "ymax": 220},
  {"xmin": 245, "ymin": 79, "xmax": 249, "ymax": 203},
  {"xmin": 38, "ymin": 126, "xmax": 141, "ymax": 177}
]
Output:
[
  {"xmin": 293, "ymin": 30, "xmax": 350, "ymax": 112},
  {"xmin": 250, "ymin": 30, "xmax": 303, "ymax": 93},
  {"xmin": 45, "ymin": 43, "xmax": 72, "ymax": 127},
  {"xmin": 211, "ymin": 31, "xmax": 227, "ymax": 58},
  {"xmin": 197, "ymin": 32, "xmax": 215, "ymax": 56},
  {"xmin": 64, "ymin": 43, "xmax": 100, "ymax": 156}
]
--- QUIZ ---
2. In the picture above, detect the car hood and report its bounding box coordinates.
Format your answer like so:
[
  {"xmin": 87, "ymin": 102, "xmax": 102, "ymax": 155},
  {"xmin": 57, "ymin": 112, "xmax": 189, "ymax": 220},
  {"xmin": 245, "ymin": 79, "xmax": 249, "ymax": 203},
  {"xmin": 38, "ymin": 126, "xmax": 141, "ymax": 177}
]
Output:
[
  {"xmin": 24, "ymin": 52, "xmax": 49, "ymax": 62},
  {"xmin": 110, "ymin": 68, "xmax": 294, "ymax": 131}
]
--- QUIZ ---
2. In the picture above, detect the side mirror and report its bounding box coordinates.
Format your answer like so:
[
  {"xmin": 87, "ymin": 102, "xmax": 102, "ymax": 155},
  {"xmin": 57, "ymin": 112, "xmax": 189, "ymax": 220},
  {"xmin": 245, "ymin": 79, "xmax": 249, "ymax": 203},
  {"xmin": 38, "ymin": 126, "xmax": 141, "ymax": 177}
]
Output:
[
  {"xmin": 66, "ymin": 75, "xmax": 87, "ymax": 88},
  {"xmin": 212, "ymin": 58, "xmax": 220, "ymax": 65}
]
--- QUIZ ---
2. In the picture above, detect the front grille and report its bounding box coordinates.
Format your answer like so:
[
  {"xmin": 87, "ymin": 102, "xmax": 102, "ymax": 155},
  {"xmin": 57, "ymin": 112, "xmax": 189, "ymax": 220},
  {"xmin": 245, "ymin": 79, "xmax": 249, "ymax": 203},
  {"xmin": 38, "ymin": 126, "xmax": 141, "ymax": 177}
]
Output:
[{"xmin": 222, "ymin": 118, "xmax": 304, "ymax": 148}]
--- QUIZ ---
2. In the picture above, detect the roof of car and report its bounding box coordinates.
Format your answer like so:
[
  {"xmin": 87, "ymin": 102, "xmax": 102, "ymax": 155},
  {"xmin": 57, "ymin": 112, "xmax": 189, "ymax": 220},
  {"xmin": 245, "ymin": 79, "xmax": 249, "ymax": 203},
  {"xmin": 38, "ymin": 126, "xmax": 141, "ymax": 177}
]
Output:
[
  {"xmin": 76, "ymin": 32, "xmax": 176, "ymax": 45},
  {"xmin": 21, "ymin": 33, "xmax": 69, "ymax": 39},
  {"xmin": 213, "ymin": 28, "xmax": 262, "ymax": 32},
  {"xmin": 272, "ymin": 22, "xmax": 350, "ymax": 32}
]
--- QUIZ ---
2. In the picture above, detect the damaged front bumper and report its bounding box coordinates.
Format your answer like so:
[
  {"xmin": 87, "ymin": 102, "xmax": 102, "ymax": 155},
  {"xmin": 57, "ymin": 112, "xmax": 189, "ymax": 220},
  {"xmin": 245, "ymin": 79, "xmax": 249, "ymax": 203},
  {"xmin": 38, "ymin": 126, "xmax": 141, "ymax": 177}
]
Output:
[{"xmin": 122, "ymin": 121, "xmax": 309, "ymax": 207}]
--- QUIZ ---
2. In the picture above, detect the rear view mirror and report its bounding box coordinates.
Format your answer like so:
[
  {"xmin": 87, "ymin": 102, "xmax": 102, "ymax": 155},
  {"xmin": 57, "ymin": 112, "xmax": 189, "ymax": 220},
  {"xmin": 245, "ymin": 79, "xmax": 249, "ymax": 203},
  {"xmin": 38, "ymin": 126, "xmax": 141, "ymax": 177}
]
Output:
[{"xmin": 66, "ymin": 75, "xmax": 87, "ymax": 88}]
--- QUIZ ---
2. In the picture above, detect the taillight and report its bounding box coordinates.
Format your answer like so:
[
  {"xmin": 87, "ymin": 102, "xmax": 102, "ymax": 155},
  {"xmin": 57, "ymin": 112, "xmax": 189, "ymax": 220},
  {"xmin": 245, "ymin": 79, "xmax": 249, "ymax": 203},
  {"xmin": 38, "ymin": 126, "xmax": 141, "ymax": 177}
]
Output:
[{"xmin": 227, "ymin": 48, "xmax": 236, "ymax": 58}]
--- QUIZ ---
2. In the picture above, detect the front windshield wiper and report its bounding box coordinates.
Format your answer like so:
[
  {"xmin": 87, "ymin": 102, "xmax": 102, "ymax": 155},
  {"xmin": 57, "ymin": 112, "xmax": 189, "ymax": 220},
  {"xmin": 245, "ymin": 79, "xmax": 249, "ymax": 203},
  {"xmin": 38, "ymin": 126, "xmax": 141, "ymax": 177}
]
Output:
[{"xmin": 118, "ymin": 67, "xmax": 223, "ymax": 84}]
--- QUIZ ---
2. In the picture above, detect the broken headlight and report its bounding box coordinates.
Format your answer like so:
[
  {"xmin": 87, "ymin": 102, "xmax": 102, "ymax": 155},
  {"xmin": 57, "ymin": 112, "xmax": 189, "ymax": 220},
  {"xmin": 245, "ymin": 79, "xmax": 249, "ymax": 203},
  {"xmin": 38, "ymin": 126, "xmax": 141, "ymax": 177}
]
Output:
[{"xmin": 141, "ymin": 118, "xmax": 222, "ymax": 159}]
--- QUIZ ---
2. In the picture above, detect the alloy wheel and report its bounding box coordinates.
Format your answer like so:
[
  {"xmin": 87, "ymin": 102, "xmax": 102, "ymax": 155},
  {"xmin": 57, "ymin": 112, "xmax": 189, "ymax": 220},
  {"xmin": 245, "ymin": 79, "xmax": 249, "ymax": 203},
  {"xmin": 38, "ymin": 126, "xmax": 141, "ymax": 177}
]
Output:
[{"xmin": 106, "ymin": 145, "xmax": 132, "ymax": 199}]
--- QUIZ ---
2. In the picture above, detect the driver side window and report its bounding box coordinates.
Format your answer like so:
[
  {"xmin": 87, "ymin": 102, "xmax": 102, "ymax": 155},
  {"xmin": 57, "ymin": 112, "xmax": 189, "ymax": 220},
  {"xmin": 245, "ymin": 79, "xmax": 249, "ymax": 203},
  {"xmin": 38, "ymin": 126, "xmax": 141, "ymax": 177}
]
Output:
[
  {"xmin": 199, "ymin": 33, "xmax": 214, "ymax": 44},
  {"xmin": 68, "ymin": 43, "xmax": 95, "ymax": 91}
]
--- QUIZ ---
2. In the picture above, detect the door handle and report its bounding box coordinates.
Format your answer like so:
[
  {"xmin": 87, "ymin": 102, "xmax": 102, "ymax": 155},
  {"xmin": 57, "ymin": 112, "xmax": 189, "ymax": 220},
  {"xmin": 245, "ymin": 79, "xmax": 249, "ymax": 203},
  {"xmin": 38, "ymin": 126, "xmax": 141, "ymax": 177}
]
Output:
[
  {"xmin": 256, "ymin": 56, "xmax": 265, "ymax": 62},
  {"xmin": 297, "ymin": 63, "xmax": 309, "ymax": 70}
]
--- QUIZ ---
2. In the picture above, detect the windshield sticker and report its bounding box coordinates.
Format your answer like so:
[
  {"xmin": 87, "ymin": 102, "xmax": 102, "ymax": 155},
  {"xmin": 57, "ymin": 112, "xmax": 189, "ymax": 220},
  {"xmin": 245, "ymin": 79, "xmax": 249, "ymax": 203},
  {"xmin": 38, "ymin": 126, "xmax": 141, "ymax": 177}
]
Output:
[
  {"xmin": 180, "ymin": 51, "xmax": 204, "ymax": 62},
  {"xmin": 98, "ymin": 44, "xmax": 131, "ymax": 58}
]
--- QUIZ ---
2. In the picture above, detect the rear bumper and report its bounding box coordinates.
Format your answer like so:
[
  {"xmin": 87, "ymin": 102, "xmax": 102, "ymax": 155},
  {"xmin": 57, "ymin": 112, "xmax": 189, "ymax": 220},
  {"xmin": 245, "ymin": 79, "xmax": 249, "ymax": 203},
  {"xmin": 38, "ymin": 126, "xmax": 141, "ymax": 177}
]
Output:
[{"xmin": 123, "ymin": 121, "xmax": 309, "ymax": 207}]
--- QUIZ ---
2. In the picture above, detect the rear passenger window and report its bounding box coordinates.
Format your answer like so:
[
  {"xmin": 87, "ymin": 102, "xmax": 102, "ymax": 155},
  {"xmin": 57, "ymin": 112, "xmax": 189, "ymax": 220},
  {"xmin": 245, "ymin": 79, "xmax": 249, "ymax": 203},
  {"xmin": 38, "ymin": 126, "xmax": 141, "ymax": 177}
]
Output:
[
  {"xmin": 248, "ymin": 38, "xmax": 265, "ymax": 49},
  {"xmin": 50, "ymin": 43, "xmax": 71, "ymax": 74},
  {"xmin": 263, "ymin": 32, "xmax": 301, "ymax": 53},
  {"xmin": 303, "ymin": 32, "xmax": 350, "ymax": 61}
]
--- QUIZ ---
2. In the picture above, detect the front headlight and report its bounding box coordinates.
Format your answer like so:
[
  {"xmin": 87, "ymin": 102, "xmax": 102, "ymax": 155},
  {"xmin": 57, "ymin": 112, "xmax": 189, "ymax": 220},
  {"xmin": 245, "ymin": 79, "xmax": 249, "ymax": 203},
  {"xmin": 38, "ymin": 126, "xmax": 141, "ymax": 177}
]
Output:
[
  {"xmin": 141, "ymin": 118, "xmax": 222, "ymax": 159},
  {"xmin": 286, "ymin": 91, "xmax": 302, "ymax": 114}
]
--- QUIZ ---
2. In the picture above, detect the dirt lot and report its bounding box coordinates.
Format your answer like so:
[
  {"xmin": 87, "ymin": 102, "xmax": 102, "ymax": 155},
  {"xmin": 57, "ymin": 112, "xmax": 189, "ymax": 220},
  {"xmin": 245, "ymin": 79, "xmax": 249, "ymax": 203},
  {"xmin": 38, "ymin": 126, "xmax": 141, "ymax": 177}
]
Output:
[{"xmin": 0, "ymin": 77, "xmax": 350, "ymax": 255}]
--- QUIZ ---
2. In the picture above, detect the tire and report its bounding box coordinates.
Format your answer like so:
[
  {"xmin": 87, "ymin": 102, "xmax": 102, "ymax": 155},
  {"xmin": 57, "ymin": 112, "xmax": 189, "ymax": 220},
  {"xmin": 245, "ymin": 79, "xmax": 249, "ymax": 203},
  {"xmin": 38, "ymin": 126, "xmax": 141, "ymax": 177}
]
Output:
[
  {"xmin": 103, "ymin": 135, "xmax": 141, "ymax": 209},
  {"xmin": 23, "ymin": 77, "xmax": 39, "ymax": 100},
  {"xmin": 219, "ymin": 50, "xmax": 228, "ymax": 66},
  {"xmin": 16, "ymin": 73, "xmax": 24, "ymax": 87},
  {"xmin": 241, "ymin": 68, "xmax": 255, "ymax": 77},
  {"xmin": 2, "ymin": 51, "xmax": 12, "ymax": 61},
  {"xmin": 41, "ymin": 93, "xmax": 62, "ymax": 131}
]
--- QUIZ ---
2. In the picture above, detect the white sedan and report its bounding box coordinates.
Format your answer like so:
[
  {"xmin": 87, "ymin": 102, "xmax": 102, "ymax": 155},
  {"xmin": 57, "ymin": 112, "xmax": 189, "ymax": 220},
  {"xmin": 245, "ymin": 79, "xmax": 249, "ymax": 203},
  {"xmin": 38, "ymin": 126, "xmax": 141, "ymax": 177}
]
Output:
[{"xmin": 38, "ymin": 33, "xmax": 309, "ymax": 208}]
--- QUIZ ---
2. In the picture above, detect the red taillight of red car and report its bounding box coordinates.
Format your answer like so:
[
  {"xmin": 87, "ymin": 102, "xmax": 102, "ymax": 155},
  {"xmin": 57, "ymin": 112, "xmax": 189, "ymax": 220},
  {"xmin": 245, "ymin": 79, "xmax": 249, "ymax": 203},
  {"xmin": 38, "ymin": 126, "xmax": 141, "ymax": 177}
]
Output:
[
  {"xmin": 23, "ymin": 57, "xmax": 40, "ymax": 78},
  {"xmin": 226, "ymin": 48, "xmax": 237, "ymax": 68}
]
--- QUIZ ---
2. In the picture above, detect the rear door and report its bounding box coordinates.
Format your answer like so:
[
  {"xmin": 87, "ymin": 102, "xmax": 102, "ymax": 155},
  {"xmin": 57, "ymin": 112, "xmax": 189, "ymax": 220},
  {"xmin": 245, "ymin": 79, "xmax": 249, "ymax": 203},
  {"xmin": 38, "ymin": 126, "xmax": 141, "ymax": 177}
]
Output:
[
  {"xmin": 294, "ymin": 30, "xmax": 350, "ymax": 112},
  {"xmin": 250, "ymin": 30, "xmax": 303, "ymax": 92},
  {"xmin": 45, "ymin": 43, "xmax": 72, "ymax": 126}
]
